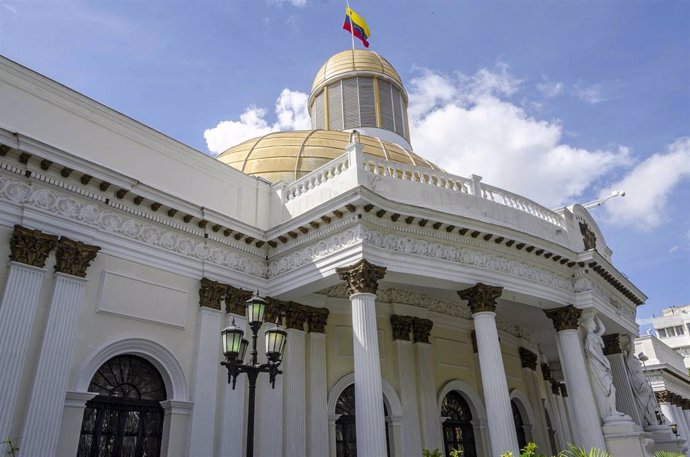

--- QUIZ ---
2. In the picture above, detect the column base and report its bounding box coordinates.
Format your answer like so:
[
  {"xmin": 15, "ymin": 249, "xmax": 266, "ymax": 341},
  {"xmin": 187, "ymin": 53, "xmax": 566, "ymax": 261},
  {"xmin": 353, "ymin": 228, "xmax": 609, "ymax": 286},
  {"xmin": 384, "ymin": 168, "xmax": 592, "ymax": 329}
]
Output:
[
  {"xmin": 645, "ymin": 424, "xmax": 687, "ymax": 455},
  {"xmin": 602, "ymin": 420, "xmax": 654, "ymax": 457}
]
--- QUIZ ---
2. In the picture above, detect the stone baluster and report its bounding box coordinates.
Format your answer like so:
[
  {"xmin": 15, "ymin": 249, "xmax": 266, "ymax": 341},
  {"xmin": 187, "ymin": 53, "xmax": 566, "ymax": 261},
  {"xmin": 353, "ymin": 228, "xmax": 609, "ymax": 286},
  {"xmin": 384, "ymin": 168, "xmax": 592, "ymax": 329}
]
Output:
[
  {"xmin": 307, "ymin": 308, "xmax": 329, "ymax": 457},
  {"xmin": 336, "ymin": 259, "xmax": 387, "ymax": 457},
  {"xmin": 518, "ymin": 348, "xmax": 550, "ymax": 453},
  {"xmin": 21, "ymin": 237, "xmax": 99, "ymax": 456},
  {"xmin": 0, "ymin": 226, "xmax": 57, "ymax": 455},
  {"xmin": 391, "ymin": 315, "xmax": 423, "ymax": 457},
  {"xmin": 544, "ymin": 305, "xmax": 606, "ymax": 450},
  {"xmin": 458, "ymin": 283, "xmax": 519, "ymax": 456},
  {"xmin": 414, "ymin": 317, "xmax": 444, "ymax": 452},
  {"xmin": 284, "ymin": 302, "xmax": 308, "ymax": 457}
]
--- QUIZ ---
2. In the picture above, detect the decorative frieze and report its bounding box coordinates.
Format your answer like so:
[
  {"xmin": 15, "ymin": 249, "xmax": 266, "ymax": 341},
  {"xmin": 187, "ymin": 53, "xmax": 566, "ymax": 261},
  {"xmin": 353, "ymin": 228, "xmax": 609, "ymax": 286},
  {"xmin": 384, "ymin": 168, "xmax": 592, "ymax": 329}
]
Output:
[
  {"xmin": 518, "ymin": 347, "xmax": 538, "ymax": 371},
  {"xmin": 457, "ymin": 283, "xmax": 503, "ymax": 314},
  {"xmin": 602, "ymin": 333, "xmax": 621, "ymax": 355},
  {"xmin": 9, "ymin": 225, "xmax": 58, "ymax": 267},
  {"xmin": 54, "ymin": 237, "xmax": 99, "ymax": 278},
  {"xmin": 412, "ymin": 318, "xmax": 433, "ymax": 344},
  {"xmin": 544, "ymin": 305, "xmax": 582, "ymax": 331},
  {"xmin": 336, "ymin": 259, "xmax": 386, "ymax": 295},
  {"xmin": 390, "ymin": 315, "xmax": 414, "ymax": 341},
  {"xmin": 199, "ymin": 277, "xmax": 227, "ymax": 310}
]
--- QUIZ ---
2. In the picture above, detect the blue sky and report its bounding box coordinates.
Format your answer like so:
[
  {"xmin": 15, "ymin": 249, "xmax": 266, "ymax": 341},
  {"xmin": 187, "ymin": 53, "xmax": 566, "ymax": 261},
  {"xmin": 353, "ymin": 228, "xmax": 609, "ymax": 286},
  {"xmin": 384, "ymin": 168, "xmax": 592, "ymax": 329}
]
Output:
[{"xmin": 1, "ymin": 0, "xmax": 688, "ymax": 332}]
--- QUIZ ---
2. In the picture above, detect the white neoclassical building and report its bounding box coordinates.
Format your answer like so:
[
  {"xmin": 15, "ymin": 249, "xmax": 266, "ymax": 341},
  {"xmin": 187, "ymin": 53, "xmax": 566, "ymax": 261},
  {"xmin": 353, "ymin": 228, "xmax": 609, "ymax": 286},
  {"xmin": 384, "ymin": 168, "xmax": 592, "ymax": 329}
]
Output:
[{"xmin": 0, "ymin": 49, "xmax": 683, "ymax": 457}]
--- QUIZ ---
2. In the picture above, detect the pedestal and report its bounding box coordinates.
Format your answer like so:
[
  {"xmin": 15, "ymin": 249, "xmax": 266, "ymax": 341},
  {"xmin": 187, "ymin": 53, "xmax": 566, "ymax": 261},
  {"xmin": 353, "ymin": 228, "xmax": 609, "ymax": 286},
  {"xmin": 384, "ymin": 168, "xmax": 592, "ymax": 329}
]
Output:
[{"xmin": 602, "ymin": 418, "xmax": 654, "ymax": 457}]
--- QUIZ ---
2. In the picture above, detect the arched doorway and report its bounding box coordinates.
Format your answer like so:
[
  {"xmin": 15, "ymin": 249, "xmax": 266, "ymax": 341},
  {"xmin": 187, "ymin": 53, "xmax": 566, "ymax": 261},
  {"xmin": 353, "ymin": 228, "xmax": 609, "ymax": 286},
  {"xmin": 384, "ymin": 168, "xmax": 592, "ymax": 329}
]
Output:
[
  {"xmin": 334, "ymin": 384, "xmax": 391, "ymax": 457},
  {"xmin": 511, "ymin": 399, "xmax": 528, "ymax": 448},
  {"xmin": 441, "ymin": 390, "xmax": 477, "ymax": 457},
  {"xmin": 76, "ymin": 354, "xmax": 167, "ymax": 457}
]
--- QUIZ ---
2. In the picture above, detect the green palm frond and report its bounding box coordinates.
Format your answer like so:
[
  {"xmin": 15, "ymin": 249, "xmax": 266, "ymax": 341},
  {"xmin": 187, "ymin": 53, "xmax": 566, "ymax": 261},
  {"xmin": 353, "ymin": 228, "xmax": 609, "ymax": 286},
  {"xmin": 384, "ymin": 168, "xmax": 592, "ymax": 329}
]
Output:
[
  {"xmin": 558, "ymin": 444, "xmax": 612, "ymax": 457},
  {"xmin": 653, "ymin": 451, "xmax": 685, "ymax": 457}
]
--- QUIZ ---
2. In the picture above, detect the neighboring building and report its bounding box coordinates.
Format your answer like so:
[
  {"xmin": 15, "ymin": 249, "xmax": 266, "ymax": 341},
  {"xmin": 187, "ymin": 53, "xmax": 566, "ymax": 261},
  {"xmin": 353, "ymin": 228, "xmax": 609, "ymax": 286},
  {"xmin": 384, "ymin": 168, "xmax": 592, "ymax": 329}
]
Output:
[
  {"xmin": 0, "ymin": 48, "xmax": 681, "ymax": 457},
  {"xmin": 653, "ymin": 305, "xmax": 690, "ymax": 370}
]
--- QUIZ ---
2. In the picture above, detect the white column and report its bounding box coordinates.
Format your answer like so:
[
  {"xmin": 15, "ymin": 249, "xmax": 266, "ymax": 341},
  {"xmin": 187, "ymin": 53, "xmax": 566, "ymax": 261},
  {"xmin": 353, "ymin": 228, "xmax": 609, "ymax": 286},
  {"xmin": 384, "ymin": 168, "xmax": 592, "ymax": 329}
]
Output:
[
  {"xmin": 21, "ymin": 273, "xmax": 89, "ymax": 456},
  {"xmin": 0, "ymin": 262, "xmax": 47, "ymax": 452},
  {"xmin": 284, "ymin": 326, "xmax": 307, "ymax": 457},
  {"xmin": 307, "ymin": 331, "xmax": 329, "ymax": 457},
  {"xmin": 413, "ymin": 322, "xmax": 443, "ymax": 452},
  {"xmin": 683, "ymin": 408, "xmax": 690, "ymax": 443},
  {"xmin": 255, "ymin": 324, "xmax": 284, "ymax": 457},
  {"xmin": 394, "ymin": 337, "xmax": 422, "ymax": 456},
  {"xmin": 473, "ymin": 311, "xmax": 520, "ymax": 456},
  {"xmin": 350, "ymin": 291, "xmax": 387, "ymax": 456},
  {"xmin": 555, "ymin": 391, "xmax": 573, "ymax": 445},
  {"xmin": 56, "ymin": 391, "xmax": 97, "ymax": 457},
  {"xmin": 188, "ymin": 306, "xmax": 223, "ymax": 456},
  {"xmin": 328, "ymin": 414, "xmax": 340, "ymax": 457},
  {"xmin": 218, "ymin": 313, "xmax": 247, "ymax": 457},
  {"xmin": 518, "ymin": 350, "xmax": 548, "ymax": 452},
  {"xmin": 161, "ymin": 400, "xmax": 193, "ymax": 457},
  {"xmin": 674, "ymin": 404, "xmax": 690, "ymax": 445},
  {"xmin": 547, "ymin": 306, "xmax": 607, "ymax": 450}
]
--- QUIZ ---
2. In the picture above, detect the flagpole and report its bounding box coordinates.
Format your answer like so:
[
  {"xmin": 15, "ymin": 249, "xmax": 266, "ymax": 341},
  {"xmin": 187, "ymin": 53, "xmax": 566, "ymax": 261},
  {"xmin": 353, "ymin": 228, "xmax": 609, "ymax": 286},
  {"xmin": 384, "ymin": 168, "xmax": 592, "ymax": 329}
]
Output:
[{"xmin": 346, "ymin": 0, "xmax": 355, "ymax": 50}]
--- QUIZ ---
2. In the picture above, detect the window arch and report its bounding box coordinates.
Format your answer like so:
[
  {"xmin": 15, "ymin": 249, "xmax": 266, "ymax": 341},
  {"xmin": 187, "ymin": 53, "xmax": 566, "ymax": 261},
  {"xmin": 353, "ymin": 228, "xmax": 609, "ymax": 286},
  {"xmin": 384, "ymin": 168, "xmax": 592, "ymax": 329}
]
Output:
[
  {"xmin": 334, "ymin": 384, "xmax": 391, "ymax": 457},
  {"xmin": 441, "ymin": 390, "xmax": 477, "ymax": 457},
  {"xmin": 511, "ymin": 399, "xmax": 528, "ymax": 448},
  {"xmin": 76, "ymin": 354, "xmax": 167, "ymax": 457}
]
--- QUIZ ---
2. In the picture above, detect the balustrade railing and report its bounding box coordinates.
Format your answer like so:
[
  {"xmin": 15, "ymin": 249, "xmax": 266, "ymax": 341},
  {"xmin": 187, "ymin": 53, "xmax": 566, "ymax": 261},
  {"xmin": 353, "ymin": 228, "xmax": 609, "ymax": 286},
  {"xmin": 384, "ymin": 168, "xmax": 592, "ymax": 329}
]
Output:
[{"xmin": 284, "ymin": 153, "xmax": 350, "ymax": 201}]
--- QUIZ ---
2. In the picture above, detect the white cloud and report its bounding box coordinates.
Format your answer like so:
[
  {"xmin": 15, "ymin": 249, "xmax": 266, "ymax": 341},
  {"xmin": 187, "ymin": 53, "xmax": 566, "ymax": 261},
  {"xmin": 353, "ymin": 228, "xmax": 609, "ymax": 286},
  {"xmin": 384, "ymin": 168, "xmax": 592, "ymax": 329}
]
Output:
[
  {"xmin": 575, "ymin": 82, "xmax": 606, "ymax": 104},
  {"xmin": 601, "ymin": 137, "xmax": 690, "ymax": 229},
  {"xmin": 636, "ymin": 317, "xmax": 655, "ymax": 326},
  {"xmin": 204, "ymin": 89, "xmax": 310, "ymax": 155},
  {"xmin": 536, "ymin": 79, "xmax": 563, "ymax": 98},
  {"xmin": 3, "ymin": 3, "xmax": 18, "ymax": 14},
  {"xmin": 408, "ymin": 66, "xmax": 630, "ymax": 207},
  {"xmin": 269, "ymin": 0, "xmax": 306, "ymax": 7}
]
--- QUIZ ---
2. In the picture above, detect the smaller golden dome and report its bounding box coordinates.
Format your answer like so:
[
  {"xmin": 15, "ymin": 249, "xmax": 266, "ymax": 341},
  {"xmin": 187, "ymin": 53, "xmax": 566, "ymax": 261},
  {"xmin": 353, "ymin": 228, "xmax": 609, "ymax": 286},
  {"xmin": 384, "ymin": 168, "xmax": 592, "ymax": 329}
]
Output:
[
  {"xmin": 216, "ymin": 130, "xmax": 440, "ymax": 184},
  {"xmin": 310, "ymin": 50, "xmax": 404, "ymax": 98}
]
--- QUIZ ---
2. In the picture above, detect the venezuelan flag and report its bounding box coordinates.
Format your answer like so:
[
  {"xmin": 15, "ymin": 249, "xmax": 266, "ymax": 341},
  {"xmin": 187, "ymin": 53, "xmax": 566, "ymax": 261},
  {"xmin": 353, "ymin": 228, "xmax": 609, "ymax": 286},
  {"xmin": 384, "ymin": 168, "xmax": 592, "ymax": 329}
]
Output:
[{"xmin": 343, "ymin": 6, "xmax": 371, "ymax": 48}]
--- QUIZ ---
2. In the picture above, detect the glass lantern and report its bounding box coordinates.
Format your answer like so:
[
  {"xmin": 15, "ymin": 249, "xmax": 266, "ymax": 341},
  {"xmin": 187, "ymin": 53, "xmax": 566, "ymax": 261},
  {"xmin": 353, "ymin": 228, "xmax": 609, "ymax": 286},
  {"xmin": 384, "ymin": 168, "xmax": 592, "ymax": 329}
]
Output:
[
  {"xmin": 221, "ymin": 322, "xmax": 245, "ymax": 361},
  {"xmin": 265, "ymin": 325, "xmax": 287, "ymax": 362},
  {"xmin": 239, "ymin": 338, "xmax": 249, "ymax": 362},
  {"xmin": 246, "ymin": 293, "xmax": 267, "ymax": 325}
]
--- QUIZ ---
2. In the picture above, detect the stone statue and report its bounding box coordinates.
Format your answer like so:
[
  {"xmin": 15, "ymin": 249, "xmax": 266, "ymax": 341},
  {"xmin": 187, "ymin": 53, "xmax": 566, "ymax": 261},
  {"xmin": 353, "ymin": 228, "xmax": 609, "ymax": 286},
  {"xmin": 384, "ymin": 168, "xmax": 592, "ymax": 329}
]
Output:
[
  {"xmin": 582, "ymin": 314, "xmax": 624, "ymax": 419},
  {"xmin": 621, "ymin": 337, "xmax": 662, "ymax": 426}
]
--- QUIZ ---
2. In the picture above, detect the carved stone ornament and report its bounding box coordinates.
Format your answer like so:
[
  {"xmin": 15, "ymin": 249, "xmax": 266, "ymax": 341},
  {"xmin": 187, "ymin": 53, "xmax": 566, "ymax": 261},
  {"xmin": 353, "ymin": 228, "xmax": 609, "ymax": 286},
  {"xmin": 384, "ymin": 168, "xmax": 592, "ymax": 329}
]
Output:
[
  {"xmin": 560, "ymin": 383, "xmax": 568, "ymax": 398},
  {"xmin": 412, "ymin": 318, "xmax": 433, "ymax": 344},
  {"xmin": 579, "ymin": 221, "xmax": 597, "ymax": 251},
  {"xmin": 544, "ymin": 305, "xmax": 582, "ymax": 332},
  {"xmin": 602, "ymin": 333, "xmax": 622, "ymax": 355},
  {"xmin": 54, "ymin": 237, "xmax": 100, "ymax": 278},
  {"xmin": 518, "ymin": 347, "xmax": 538, "ymax": 371},
  {"xmin": 336, "ymin": 259, "xmax": 387, "ymax": 295},
  {"xmin": 655, "ymin": 390, "xmax": 670, "ymax": 404},
  {"xmin": 390, "ymin": 315, "xmax": 414, "ymax": 341},
  {"xmin": 457, "ymin": 283, "xmax": 503, "ymax": 315},
  {"xmin": 199, "ymin": 277, "xmax": 226, "ymax": 310},
  {"xmin": 541, "ymin": 363, "xmax": 552, "ymax": 382},
  {"xmin": 307, "ymin": 308, "xmax": 329, "ymax": 334},
  {"xmin": 265, "ymin": 297, "xmax": 287, "ymax": 325},
  {"xmin": 284, "ymin": 302, "xmax": 308, "ymax": 330},
  {"xmin": 550, "ymin": 380, "xmax": 561, "ymax": 396},
  {"xmin": 225, "ymin": 285, "xmax": 254, "ymax": 315},
  {"xmin": 9, "ymin": 225, "xmax": 58, "ymax": 268},
  {"xmin": 683, "ymin": 399, "xmax": 690, "ymax": 411}
]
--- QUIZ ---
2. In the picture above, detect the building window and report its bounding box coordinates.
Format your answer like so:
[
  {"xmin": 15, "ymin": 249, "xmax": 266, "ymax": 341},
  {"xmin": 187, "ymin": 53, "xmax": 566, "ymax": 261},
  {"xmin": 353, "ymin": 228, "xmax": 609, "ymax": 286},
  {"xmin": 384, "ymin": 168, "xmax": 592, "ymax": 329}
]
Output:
[
  {"xmin": 441, "ymin": 390, "xmax": 477, "ymax": 457},
  {"xmin": 334, "ymin": 384, "xmax": 391, "ymax": 457},
  {"xmin": 658, "ymin": 328, "xmax": 667, "ymax": 338},
  {"xmin": 77, "ymin": 354, "xmax": 166, "ymax": 457},
  {"xmin": 676, "ymin": 326, "xmax": 685, "ymax": 335},
  {"xmin": 511, "ymin": 400, "xmax": 528, "ymax": 448}
]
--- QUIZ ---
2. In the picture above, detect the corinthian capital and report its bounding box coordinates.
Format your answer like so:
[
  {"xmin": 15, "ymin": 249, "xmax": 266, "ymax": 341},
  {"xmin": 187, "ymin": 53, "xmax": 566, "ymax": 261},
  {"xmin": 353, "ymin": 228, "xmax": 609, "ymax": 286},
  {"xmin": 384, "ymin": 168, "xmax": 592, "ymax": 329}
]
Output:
[
  {"xmin": 518, "ymin": 347, "xmax": 538, "ymax": 371},
  {"xmin": 54, "ymin": 237, "xmax": 100, "ymax": 278},
  {"xmin": 9, "ymin": 225, "xmax": 58, "ymax": 268},
  {"xmin": 457, "ymin": 283, "xmax": 503, "ymax": 314},
  {"xmin": 336, "ymin": 259, "xmax": 386, "ymax": 295},
  {"xmin": 198, "ymin": 277, "xmax": 227, "ymax": 310},
  {"xmin": 544, "ymin": 305, "xmax": 582, "ymax": 331},
  {"xmin": 390, "ymin": 315, "xmax": 414, "ymax": 341}
]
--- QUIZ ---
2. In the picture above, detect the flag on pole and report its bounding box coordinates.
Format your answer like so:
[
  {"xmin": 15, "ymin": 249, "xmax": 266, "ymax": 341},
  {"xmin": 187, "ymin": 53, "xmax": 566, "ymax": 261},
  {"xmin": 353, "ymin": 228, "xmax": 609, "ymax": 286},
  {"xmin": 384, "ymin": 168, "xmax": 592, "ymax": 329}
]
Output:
[{"xmin": 343, "ymin": 6, "xmax": 371, "ymax": 48}]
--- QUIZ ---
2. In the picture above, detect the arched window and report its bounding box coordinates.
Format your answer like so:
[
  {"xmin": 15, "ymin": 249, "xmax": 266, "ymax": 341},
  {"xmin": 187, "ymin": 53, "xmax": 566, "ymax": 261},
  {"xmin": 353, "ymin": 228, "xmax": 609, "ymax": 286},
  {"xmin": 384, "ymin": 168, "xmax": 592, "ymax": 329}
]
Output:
[
  {"xmin": 334, "ymin": 384, "xmax": 391, "ymax": 457},
  {"xmin": 441, "ymin": 391, "xmax": 477, "ymax": 457},
  {"xmin": 511, "ymin": 399, "xmax": 528, "ymax": 448},
  {"xmin": 77, "ymin": 354, "xmax": 167, "ymax": 457}
]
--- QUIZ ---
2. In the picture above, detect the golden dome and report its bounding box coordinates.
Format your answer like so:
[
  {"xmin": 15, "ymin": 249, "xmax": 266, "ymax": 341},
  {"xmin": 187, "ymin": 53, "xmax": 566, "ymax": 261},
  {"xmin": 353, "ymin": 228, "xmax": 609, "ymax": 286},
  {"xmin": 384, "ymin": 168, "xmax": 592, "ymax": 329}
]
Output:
[
  {"xmin": 216, "ymin": 130, "xmax": 440, "ymax": 184},
  {"xmin": 310, "ymin": 50, "xmax": 404, "ymax": 98}
]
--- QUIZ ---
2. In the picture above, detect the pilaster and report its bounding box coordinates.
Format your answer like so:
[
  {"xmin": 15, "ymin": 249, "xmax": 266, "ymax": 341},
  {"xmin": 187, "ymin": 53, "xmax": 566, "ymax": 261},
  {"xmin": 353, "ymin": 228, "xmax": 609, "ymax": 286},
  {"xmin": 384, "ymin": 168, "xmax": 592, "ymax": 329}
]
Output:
[
  {"xmin": 306, "ymin": 323, "xmax": 329, "ymax": 457},
  {"xmin": 161, "ymin": 400, "xmax": 193, "ymax": 457},
  {"xmin": 283, "ymin": 303, "xmax": 307, "ymax": 457},
  {"xmin": 518, "ymin": 348, "xmax": 549, "ymax": 454},
  {"xmin": 218, "ymin": 313, "xmax": 247, "ymax": 457},
  {"xmin": 414, "ymin": 319, "xmax": 443, "ymax": 452}
]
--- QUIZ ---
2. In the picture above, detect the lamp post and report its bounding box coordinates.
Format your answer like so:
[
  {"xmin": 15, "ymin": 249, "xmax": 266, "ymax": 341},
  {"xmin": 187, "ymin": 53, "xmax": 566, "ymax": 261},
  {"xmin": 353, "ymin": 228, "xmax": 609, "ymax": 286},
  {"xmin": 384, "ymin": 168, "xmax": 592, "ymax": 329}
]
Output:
[{"xmin": 221, "ymin": 293, "xmax": 287, "ymax": 457}]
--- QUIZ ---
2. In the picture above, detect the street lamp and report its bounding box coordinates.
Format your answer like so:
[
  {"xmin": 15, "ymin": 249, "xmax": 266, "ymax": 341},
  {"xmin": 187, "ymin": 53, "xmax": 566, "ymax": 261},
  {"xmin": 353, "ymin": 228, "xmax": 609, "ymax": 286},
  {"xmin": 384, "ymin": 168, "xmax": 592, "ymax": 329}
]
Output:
[{"xmin": 221, "ymin": 293, "xmax": 287, "ymax": 457}]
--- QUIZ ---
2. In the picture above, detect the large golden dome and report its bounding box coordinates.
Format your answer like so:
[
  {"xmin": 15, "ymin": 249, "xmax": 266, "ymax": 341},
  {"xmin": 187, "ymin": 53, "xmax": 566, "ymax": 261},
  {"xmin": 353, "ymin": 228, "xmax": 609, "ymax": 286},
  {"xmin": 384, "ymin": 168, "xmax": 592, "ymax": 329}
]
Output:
[
  {"xmin": 216, "ymin": 130, "xmax": 440, "ymax": 184},
  {"xmin": 310, "ymin": 49, "xmax": 404, "ymax": 98}
]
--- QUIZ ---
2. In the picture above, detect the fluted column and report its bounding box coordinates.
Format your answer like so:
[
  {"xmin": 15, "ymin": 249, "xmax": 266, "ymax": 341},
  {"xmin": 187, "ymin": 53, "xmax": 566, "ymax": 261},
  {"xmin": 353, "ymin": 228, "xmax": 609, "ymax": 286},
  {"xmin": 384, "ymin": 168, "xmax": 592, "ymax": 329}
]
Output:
[
  {"xmin": 391, "ymin": 315, "xmax": 423, "ymax": 457},
  {"xmin": 413, "ymin": 317, "xmax": 443, "ymax": 452},
  {"xmin": 672, "ymin": 394, "xmax": 690, "ymax": 445},
  {"xmin": 544, "ymin": 305, "xmax": 606, "ymax": 450},
  {"xmin": 283, "ymin": 303, "xmax": 308, "ymax": 457},
  {"xmin": 307, "ymin": 308, "xmax": 330, "ymax": 457},
  {"xmin": 255, "ymin": 323, "xmax": 283, "ymax": 457},
  {"xmin": 554, "ymin": 383, "xmax": 573, "ymax": 444},
  {"xmin": 188, "ymin": 278, "xmax": 226, "ymax": 456},
  {"xmin": 0, "ymin": 226, "xmax": 57, "ymax": 454},
  {"xmin": 459, "ymin": 283, "xmax": 519, "ymax": 456},
  {"xmin": 21, "ymin": 237, "xmax": 99, "ymax": 456},
  {"xmin": 682, "ymin": 401, "xmax": 690, "ymax": 444},
  {"xmin": 519, "ymin": 348, "xmax": 549, "ymax": 453},
  {"xmin": 336, "ymin": 259, "xmax": 387, "ymax": 457}
]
